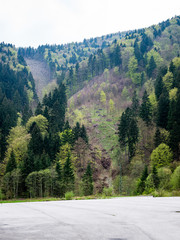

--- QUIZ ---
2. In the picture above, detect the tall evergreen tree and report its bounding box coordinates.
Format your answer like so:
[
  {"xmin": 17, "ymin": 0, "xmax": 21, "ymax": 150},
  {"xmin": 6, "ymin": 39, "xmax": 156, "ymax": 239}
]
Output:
[
  {"xmin": 118, "ymin": 108, "xmax": 139, "ymax": 160},
  {"xmin": 6, "ymin": 150, "xmax": 16, "ymax": 173},
  {"xmin": 63, "ymin": 151, "xmax": 74, "ymax": 192},
  {"xmin": 157, "ymin": 88, "xmax": 169, "ymax": 129},
  {"xmin": 139, "ymin": 91, "xmax": 152, "ymax": 126},
  {"xmin": 82, "ymin": 163, "xmax": 93, "ymax": 196}
]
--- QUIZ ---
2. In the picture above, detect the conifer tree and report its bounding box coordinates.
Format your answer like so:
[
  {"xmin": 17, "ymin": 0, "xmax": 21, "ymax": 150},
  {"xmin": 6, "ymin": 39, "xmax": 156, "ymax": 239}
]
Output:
[
  {"xmin": 131, "ymin": 90, "xmax": 139, "ymax": 116},
  {"xmin": 136, "ymin": 165, "xmax": 148, "ymax": 194},
  {"xmin": 82, "ymin": 163, "xmax": 93, "ymax": 196},
  {"xmin": 63, "ymin": 151, "xmax": 74, "ymax": 192},
  {"xmin": 80, "ymin": 125, "xmax": 89, "ymax": 144},
  {"xmin": 154, "ymin": 128, "xmax": 162, "ymax": 147},
  {"xmin": 152, "ymin": 165, "xmax": 159, "ymax": 189},
  {"xmin": 157, "ymin": 88, "xmax": 169, "ymax": 129},
  {"xmin": 56, "ymin": 161, "xmax": 62, "ymax": 181},
  {"xmin": 6, "ymin": 150, "xmax": 16, "ymax": 173},
  {"xmin": 139, "ymin": 91, "xmax": 152, "ymax": 126},
  {"xmin": 118, "ymin": 108, "xmax": 139, "ymax": 160}
]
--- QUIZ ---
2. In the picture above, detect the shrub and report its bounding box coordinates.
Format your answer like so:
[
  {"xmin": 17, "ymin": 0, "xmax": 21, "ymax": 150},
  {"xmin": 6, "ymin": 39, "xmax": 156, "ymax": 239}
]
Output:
[
  {"xmin": 171, "ymin": 166, "xmax": 180, "ymax": 190},
  {"xmin": 65, "ymin": 191, "xmax": 74, "ymax": 200},
  {"xmin": 102, "ymin": 187, "xmax": 113, "ymax": 197},
  {"xmin": 158, "ymin": 167, "xmax": 172, "ymax": 190}
]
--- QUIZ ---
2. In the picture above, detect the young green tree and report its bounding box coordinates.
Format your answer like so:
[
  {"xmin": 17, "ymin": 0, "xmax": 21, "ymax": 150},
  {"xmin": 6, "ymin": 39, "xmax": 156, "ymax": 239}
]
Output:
[
  {"xmin": 82, "ymin": 163, "xmax": 93, "ymax": 196},
  {"xmin": 109, "ymin": 99, "xmax": 115, "ymax": 114},
  {"xmin": 136, "ymin": 165, "xmax": 148, "ymax": 194},
  {"xmin": 100, "ymin": 90, "xmax": 106, "ymax": 107},
  {"xmin": 150, "ymin": 143, "xmax": 173, "ymax": 168}
]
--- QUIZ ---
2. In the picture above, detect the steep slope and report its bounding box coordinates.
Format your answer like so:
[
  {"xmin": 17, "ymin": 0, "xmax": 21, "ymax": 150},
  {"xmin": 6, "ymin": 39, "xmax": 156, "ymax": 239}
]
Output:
[{"xmin": 25, "ymin": 58, "xmax": 54, "ymax": 99}]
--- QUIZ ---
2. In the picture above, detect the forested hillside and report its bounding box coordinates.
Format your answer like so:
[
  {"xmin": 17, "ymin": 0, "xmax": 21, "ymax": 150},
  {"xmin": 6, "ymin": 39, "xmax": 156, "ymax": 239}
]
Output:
[{"xmin": 0, "ymin": 16, "xmax": 180, "ymax": 200}]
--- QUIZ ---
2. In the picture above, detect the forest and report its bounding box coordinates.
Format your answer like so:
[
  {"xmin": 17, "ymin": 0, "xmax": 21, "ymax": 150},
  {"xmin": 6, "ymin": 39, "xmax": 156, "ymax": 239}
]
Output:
[{"xmin": 0, "ymin": 16, "xmax": 180, "ymax": 200}]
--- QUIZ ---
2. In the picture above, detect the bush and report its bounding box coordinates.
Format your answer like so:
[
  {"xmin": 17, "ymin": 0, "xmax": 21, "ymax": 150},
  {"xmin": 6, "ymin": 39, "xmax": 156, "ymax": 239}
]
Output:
[
  {"xmin": 171, "ymin": 166, "xmax": 180, "ymax": 190},
  {"xmin": 102, "ymin": 187, "xmax": 113, "ymax": 197},
  {"xmin": 158, "ymin": 167, "xmax": 172, "ymax": 190},
  {"xmin": 65, "ymin": 191, "xmax": 74, "ymax": 200}
]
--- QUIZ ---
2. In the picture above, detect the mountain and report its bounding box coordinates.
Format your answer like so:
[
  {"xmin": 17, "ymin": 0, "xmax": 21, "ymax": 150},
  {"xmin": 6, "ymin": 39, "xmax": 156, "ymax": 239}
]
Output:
[{"xmin": 0, "ymin": 16, "xmax": 180, "ymax": 199}]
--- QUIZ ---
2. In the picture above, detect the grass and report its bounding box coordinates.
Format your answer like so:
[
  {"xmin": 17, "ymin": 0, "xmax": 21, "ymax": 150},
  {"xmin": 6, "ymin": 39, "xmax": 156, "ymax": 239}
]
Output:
[{"xmin": 0, "ymin": 194, "xmax": 128, "ymax": 204}]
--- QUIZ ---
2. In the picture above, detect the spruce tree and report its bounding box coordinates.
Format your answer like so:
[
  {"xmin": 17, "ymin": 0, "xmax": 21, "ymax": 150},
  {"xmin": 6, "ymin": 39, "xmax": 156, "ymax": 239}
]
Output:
[
  {"xmin": 137, "ymin": 165, "xmax": 148, "ymax": 194},
  {"xmin": 82, "ymin": 163, "xmax": 93, "ymax": 196},
  {"xmin": 131, "ymin": 90, "xmax": 139, "ymax": 116},
  {"xmin": 154, "ymin": 128, "xmax": 162, "ymax": 147},
  {"xmin": 6, "ymin": 150, "xmax": 16, "ymax": 173},
  {"xmin": 152, "ymin": 165, "xmax": 159, "ymax": 189},
  {"xmin": 147, "ymin": 56, "xmax": 156, "ymax": 78},
  {"xmin": 157, "ymin": 88, "xmax": 169, "ymax": 129},
  {"xmin": 63, "ymin": 151, "xmax": 74, "ymax": 192},
  {"xmin": 80, "ymin": 125, "xmax": 89, "ymax": 144},
  {"xmin": 118, "ymin": 108, "xmax": 139, "ymax": 160},
  {"xmin": 56, "ymin": 162, "xmax": 62, "ymax": 181},
  {"xmin": 139, "ymin": 91, "xmax": 152, "ymax": 126}
]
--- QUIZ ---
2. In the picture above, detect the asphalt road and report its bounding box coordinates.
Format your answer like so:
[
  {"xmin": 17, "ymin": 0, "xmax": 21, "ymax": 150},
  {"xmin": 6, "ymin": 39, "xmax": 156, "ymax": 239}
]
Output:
[{"xmin": 0, "ymin": 197, "xmax": 180, "ymax": 240}]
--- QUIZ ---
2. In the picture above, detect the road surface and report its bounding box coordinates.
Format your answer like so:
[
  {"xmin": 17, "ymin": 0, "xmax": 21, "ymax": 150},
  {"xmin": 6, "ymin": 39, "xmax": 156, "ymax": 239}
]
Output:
[{"xmin": 0, "ymin": 197, "xmax": 180, "ymax": 240}]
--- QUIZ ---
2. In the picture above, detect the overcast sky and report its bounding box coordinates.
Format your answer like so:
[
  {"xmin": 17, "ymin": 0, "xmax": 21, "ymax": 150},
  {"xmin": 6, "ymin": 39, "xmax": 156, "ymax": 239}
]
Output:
[{"xmin": 0, "ymin": 0, "xmax": 179, "ymax": 48}]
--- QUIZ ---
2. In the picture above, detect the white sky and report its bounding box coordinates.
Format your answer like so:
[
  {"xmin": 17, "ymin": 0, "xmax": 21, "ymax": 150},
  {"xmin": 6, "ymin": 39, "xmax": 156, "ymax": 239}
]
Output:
[{"xmin": 0, "ymin": 0, "xmax": 179, "ymax": 48}]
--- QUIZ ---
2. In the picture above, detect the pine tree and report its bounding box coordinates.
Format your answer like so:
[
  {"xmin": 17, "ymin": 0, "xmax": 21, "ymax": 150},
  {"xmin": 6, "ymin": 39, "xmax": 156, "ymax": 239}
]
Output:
[
  {"xmin": 118, "ymin": 108, "xmax": 139, "ymax": 160},
  {"xmin": 29, "ymin": 122, "xmax": 44, "ymax": 156},
  {"xmin": 82, "ymin": 163, "xmax": 93, "ymax": 196},
  {"xmin": 137, "ymin": 165, "xmax": 148, "ymax": 194},
  {"xmin": 139, "ymin": 91, "xmax": 152, "ymax": 126},
  {"xmin": 131, "ymin": 90, "xmax": 139, "ymax": 116},
  {"xmin": 154, "ymin": 128, "xmax": 162, "ymax": 147},
  {"xmin": 56, "ymin": 161, "xmax": 62, "ymax": 181},
  {"xmin": 147, "ymin": 56, "xmax": 156, "ymax": 78},
  {"xmin": 6, "ymin": 150, "xmax": 16, "ymax": 173},
  {"xmin": 157, "ymin": 88, "xmax": 169, "ymax": 129},
  {"xmin": 63, "ymin": 151, "xmax": 74, "ymax": 192},
  {"xmin": 35, "ymin": 102, "xmax": 43, "ymax": 116},
  {"xmin": 80, "ymin": 125, "xmax": 89, "ymax": 144},
  {"xmin": 152, "ymin": 165, "xmax": 159, "ymax": 189}
]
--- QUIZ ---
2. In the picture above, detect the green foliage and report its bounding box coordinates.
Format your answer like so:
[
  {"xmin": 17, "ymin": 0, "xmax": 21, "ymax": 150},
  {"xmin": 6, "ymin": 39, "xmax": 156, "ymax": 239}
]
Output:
[
  {"xmin": 121, "ymin": 86, "xmax": 129, "ymax": 100},
  {"xmin": 109, "ymin": 99, "xmax": 115, "ymax": 114},
  {"xmin": 26, "ymin": 115, "xmax": 48, "ymax": 137},
  {"xmin": 150, "ymin": 143, "xmax": 173, "ymax": 168},
  {"xmin": 158, "ymin": 167, "xmax": 172, "ymax": 190},
  {"xmin": 169, "ymin": 88, "xmax": 178, "ymax": 101},
  {"xmin": 65, "ymin": 191, "xmax": 74, "ymax": 200},
  {"xmin": 26, "ymin": 168, "xmax": 61, "ymax": 198},
  {"xmin": 118, "ymin": 108, "xmax": 139, "ymax": 160},
  {"xmin": 100, "ymin": 90, "xmax": 106, "ymax": 106},
  {"xmin": 63, "ymin": 151, "xmax": 75, "ymax": 192},
  {"xmin": 59, "ymin": 129, "xmax": 74, "ymax": 146},
  {"xmin": 163, "ymin": 71, "xmax": 173, "ymax": 91},
  {"xmin": 170, "ymin": 166, "xmax": 180, "ymax": 190},
  {"xmin": 6, "ymin": 150, "xmax": 16, "ymax": 173},
  {"xmin": 144, "ymin": 174, "xmax": 155, "ymax": 194},
  {"xmin": 139, "ymin": 91, "xmax": 152, "ymax": 125},
  {"xmin": 136, "ymin": 165, "xmax": 148, "ymax": 194},
  {"xmin": 82, "ymin": 163, "xmax": 93, "ymax": 196},
  {"xmin": 102, "ymin": 187, "xmax": 113, "ymax": 197}
]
